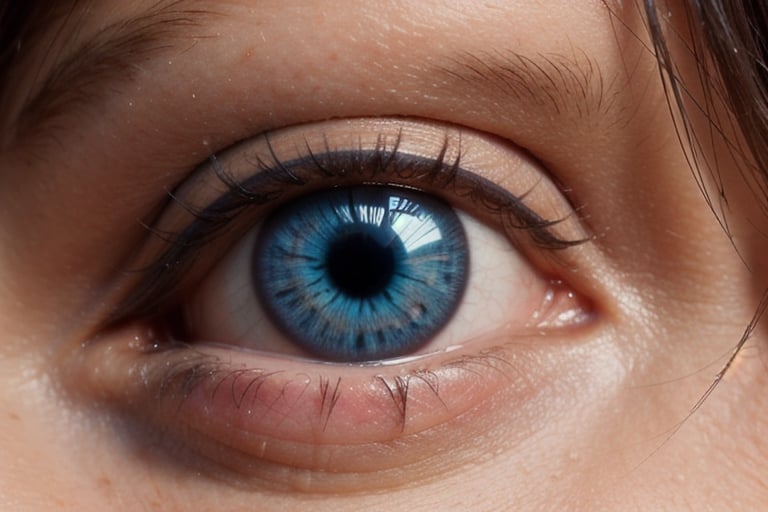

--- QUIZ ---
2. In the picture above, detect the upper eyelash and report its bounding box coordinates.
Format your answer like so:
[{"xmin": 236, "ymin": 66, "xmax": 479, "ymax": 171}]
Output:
[{"xmin": 110, "ymin": 133, "xmax": 586, "ymax": 325}]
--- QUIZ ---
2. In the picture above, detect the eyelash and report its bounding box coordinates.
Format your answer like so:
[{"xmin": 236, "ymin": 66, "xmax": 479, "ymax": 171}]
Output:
[
  {"xmin": 112, "ymin": 131, "xmax": 585, "ymax": 325},
  {"xmin": 138, "ymin": 338, "xmax": 520, "ymax": 434}
]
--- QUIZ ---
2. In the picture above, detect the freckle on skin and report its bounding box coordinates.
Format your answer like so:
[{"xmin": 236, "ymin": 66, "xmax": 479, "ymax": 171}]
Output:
[
  {"xmin": 328, "ymin": 52, "xmax": 338, "ymax": 62},
  {"xmin": 239, "ymin": 49, "xmax": 254, "ymax": 65}
]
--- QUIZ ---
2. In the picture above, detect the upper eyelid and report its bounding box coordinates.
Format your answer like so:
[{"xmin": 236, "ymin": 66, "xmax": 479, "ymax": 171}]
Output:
[{"xmin": 109, "ymin": 122, "xmax": 588, "ymax": 325}]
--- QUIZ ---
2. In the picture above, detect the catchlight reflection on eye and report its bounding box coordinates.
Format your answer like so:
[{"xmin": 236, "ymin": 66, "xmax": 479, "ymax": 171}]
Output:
[{"xmin": 253, "ymin": 186, "xmax": 468, "ymax": 362}]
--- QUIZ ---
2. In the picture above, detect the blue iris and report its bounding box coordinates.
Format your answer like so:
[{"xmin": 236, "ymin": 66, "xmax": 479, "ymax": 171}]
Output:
[{"xmin": 253, "ymin": 186, "xmax": 468, "ymax": 362}]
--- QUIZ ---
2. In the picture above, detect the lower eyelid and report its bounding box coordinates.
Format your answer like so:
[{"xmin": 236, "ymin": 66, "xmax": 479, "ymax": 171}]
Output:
[
  {"xmin": 104, "ymin": 341, "xmax": 514, "ymax": 445},
  {"xmin": 68, "ymin": 325, "xmax": 571, "ymax": 491}
]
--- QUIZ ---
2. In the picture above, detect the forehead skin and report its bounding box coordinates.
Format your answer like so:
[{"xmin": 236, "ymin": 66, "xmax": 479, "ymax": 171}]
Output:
[{"xmin": 1, "ymin": 1, "xmax": 768, "ymax": 511}]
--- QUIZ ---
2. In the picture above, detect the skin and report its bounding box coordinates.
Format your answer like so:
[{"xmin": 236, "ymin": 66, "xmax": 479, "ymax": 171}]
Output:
[{"xmin": 1, "ymin": 0, "xmax": 768, "ymax": 510}]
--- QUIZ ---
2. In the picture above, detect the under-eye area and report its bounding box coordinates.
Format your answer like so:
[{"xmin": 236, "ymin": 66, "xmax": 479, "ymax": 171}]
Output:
[{"xmin": 63, "ymin": 118, "xmax": 597, "ymax": 491}]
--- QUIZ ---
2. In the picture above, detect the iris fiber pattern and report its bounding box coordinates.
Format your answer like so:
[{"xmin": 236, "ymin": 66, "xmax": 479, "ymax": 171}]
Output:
[{"xmin": 253, "ymin": 186, "xmax": 469, "ymax": 362}]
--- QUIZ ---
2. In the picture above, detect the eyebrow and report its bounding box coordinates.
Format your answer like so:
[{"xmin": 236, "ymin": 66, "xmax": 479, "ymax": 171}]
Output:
[
  {"xmin": 439, "ymin": 50, "xmax": 625, "ymax": 127},
  {"xmin": 14, "ymin": 0, "xmax": 219, "ymax": 137},
  {"xmin": 13, "ymin": 2, "xmax": 623, "ymax": 139}
]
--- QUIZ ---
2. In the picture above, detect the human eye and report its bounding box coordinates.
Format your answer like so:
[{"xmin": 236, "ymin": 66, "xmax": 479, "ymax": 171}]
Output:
[{"xmin": 72, "ymin": 117, "xmax": 594, "ymax": 492}]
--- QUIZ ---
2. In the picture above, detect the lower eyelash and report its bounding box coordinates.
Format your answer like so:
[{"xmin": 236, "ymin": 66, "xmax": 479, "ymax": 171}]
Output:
[
  {"xmin": 137, "ymin": 338, "xmax": 521, "ymax": 442},
  {"xmin": 147, "ymin": 346, "xmax": 435, "ymax": 431}
]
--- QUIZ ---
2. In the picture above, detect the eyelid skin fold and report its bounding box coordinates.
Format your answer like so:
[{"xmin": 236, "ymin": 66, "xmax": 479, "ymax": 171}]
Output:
[{"xmin": 112, "ymin": 118, "xmax": 588, "ymax": 323}]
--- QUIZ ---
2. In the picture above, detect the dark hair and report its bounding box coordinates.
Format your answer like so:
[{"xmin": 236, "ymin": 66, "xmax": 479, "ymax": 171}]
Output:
[
  {"xmin": 642, "ymin": 1, "xmax": 768, "ymax": 387},
  {"xmin": 644, "ymin": 0, "xmax": 768, "ymax": 199},
  {"xmin": 0, "ymin": 2, "xmax": 46, "ymax": 83}
]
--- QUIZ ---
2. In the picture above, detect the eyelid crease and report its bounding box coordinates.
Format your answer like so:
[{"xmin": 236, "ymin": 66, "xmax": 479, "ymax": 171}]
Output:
[{"xmin": 109, "ymin": 123, "xmax": 588, "ymax": 327}]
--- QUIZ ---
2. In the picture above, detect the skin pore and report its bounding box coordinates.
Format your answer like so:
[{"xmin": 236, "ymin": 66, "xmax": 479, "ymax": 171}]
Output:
[{"xmin": 1, "ymin": 0, "xmax": 768, "ymax": 510}]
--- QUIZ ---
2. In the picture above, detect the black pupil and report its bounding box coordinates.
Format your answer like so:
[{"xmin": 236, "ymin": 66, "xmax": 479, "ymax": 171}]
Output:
[{"xmin": 326, "ymin": 232, "xmax": 396, "ymax": 298}]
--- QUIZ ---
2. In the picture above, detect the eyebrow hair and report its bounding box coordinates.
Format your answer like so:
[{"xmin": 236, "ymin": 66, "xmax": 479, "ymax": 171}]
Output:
[
  {"xmin": 11, "ymin": 2, "xmax": 624, "ymax": 141},
  {"xmin": 12, "ymin": 0, "xmax": 218, "ymax": 138},
  {"xmin": 439, "ymin": 50, "xmax": 626, "ymax": 127}
]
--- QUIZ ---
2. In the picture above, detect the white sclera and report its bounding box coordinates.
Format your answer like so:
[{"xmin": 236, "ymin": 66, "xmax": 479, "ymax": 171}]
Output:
[{"xmin": 184, "ymin": 209, "xmax": 551, "ymax": 360}]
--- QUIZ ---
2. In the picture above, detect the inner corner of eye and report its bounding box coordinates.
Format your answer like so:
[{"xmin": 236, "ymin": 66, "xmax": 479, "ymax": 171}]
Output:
[{"xmin": 527, "ymin": 279, "xmax": 595, "ymax": 330}]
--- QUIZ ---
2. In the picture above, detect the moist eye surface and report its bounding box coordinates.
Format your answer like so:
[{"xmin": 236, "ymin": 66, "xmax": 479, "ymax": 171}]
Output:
[{"xmin": 253, "ymin": 185, "xmax": 469, "ymax": 362}]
